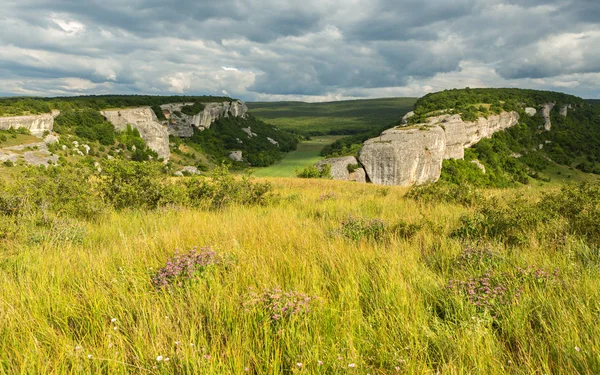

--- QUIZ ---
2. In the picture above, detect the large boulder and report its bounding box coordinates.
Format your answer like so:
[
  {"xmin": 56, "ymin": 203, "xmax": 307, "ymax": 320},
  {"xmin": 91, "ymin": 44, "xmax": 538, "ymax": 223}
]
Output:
[
  {"xmin": 0, "ymin": 113, "xmax": 56, "ymax": 137},
  {"xmin": 315, "ymin": 156, "xmax": 367, "ymax": 183},
  {"xmin": 525, "ymin": 107, "xmax": 537, "ymax": 116},
  {"xmin": 101, "ymin": 107, "xmax": 170, "ymax": 161}
]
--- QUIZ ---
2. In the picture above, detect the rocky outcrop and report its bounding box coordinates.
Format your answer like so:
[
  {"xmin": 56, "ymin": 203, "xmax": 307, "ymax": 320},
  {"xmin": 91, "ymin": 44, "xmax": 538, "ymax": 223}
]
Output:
[
  {"xmin": 559, "ymin": 104, "xmax": 571, "ymax": 117},
  {"xmin": 229, "ymin": 150, "xmax": 243, "ymax": 162},
  {"xmin": 525, "ymin": 107, "xmax": 537, "ymax": 117},
  {"xmin": 315, "ymin": 156, "xmax": 367, "ymax": 183},
  {"xmin": 101, "ymin": 107, "xmax": 170, "ymax": 160},
  {"xmin": 359, "ymin": 111, "xmax": 519, "ymax": 186},
  {"xmin": 471, "ymin": 159, "xmax": 486, "ymax": 174},
  {"xmin": 267, "ymin": 137, "xmax": 279, "ymax": 147},
  {"xmin": 0, "ymin": 113, "xmax": 56, "ymax": 136},
  {"xmin": 199, "ymin": 100, "xmax": 248, "ymax": 129},
  {"xmin": 541, "ymin": 103, "xmax": 555, "ymax": 131},
  {"xmin": 401, "ymin": 111, "xmax": 415, "ymax": 124},
  {"xmin": 160, "ymin": 100, "xmax": 248, "ymax": 137}
]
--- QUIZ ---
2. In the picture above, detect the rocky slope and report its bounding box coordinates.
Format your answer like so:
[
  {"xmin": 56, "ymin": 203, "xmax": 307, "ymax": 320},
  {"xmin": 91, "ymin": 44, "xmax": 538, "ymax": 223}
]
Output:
[{"xmin": 358, "ymin": 112, "xmax": 520, "ymax": 186}]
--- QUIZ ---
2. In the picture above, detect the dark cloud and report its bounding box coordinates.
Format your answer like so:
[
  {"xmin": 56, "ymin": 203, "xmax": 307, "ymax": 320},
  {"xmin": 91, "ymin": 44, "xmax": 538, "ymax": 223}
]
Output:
[{"xmin": 0, "ymin": 0, "xmax": 599, "ymax": 99}]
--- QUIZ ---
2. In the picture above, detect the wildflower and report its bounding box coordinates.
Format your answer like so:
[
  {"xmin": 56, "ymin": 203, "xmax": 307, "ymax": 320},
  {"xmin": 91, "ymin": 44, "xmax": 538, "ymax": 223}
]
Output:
[
  {"xmin": 348, "ymin": 363, "xmax": 356, "ymax": 368},
  {"xmin": 317, "ymin": 360, "xmax": 323, "ymax": 366},
  {"xmin": 152, "ymin": 248, "xmax": 220, "ymax": 288},
  {"xmin": 87, "ymin": 354, "xmax": 93, "ymax": 359},
  {"xmin": 74, "ymin": 345, "xmax": 82, "ymax": 351},
  {"xmin": 156, "ymin": 356, "xmax": 164, "ymax": 362},
  {"xmin": 164, "ymin": 357, "xmax": 170, "ymax": 362},
  {"xmin": 244, "ymin": 367, "xmax": 249, "ymax": 372},
  {"xmin": 175, "ymin": 341, "xmax": 180, "ymax": 346},
  {"xmin": 111, "ymin": 318, "xmax": 117, "ymax": 323},
  {"xmin": 296, "ymin": 362, "xmax": 303, "ymax": 368},
  {"xmin": 575, "ymin": 346, "xmax": 581, "ymax": 352},
  {"xmin": 113, "ymin": 326, "xmax": 118, "ymax": 331},
  {"xmin": 204, "ymin": 354, "xmax": 211, "ymax": 360},
  {"xmin": 395, "ymin": 367, "xmax": 401, "ymax": 371}
]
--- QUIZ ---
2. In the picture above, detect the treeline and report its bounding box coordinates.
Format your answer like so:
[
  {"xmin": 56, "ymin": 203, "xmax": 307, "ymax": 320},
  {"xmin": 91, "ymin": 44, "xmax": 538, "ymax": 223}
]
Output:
[{"xmin": 0, "ymin": 95, "xmax": 232, "ymax": 117}]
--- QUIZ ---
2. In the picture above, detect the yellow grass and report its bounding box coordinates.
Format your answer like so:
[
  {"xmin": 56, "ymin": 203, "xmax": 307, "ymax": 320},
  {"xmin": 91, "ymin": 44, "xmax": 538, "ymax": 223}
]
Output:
[{"xmin": 0, "ymin": 178, "xmax": 598, "ymax": 374}]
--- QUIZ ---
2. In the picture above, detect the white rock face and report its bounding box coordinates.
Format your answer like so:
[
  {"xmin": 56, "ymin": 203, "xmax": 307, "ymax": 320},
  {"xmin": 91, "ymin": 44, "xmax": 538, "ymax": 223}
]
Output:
[
  {"xmin": 559, "ymin": 104, "xmax": 571, "ymax": 117},
  {"xmin": 101, "ymin": 107, "xmax": 170, "ymax": 160},
  {"xmin": 360, "ymin": 126, "xmax": 446, "ymax": 186},
  {"xmin": 159, "ymin": 100, "xmax": 249, "ymax": 137},
  {"xmin": 0, "ymin": 113, "xmax": 56, "ymax": 136},
  {"xmin": 525, "ymin": 107, "xmax": 537, "ymax": 117},
  {"xmin": 267, "ymin": 137, "xmax": 279, "ymax": 146},
  {"xmin": 229, "ymin": 150, "xmax": 243, "ymax": 162},
  {"xmin": 359, "ymin": 111, "xmax": 520, "ymax": 186},
  {"xmin": 401, "ymin": 111, "xmax": 415, "ymax": 124},
  {"xmin": 541, "ymin": 103, "xmax": 555, "ymax": 131},
  {"xmin": 199, "ymin": 100, "xmax": 248, "ymax": 130},
  {"xmin": 315, "ymin": 156, "xmax": 367, "ymax": 183},
  {"xmin": 471, "ymin": 159, "xmax": 486, "ymax": 174}
]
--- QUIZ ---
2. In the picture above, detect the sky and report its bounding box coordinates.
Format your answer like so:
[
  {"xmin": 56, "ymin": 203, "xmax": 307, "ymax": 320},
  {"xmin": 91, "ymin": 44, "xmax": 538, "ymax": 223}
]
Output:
[{"xmin": 1, "ymin": 0, "xmax": 599, "ymax": 101}]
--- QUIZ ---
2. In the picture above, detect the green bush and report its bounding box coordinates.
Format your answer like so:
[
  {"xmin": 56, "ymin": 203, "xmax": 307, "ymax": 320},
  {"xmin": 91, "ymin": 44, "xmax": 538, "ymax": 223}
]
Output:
[{"xmin": 296, "ymin": 164, "xmax": 331, "ymax": 179}]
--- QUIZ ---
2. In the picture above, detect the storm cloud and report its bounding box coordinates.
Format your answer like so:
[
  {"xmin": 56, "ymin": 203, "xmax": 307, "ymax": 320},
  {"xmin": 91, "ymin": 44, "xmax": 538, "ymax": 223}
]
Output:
[{"xmin": 1, "ymin": 0, "xmax": 599, "ymax": 100}]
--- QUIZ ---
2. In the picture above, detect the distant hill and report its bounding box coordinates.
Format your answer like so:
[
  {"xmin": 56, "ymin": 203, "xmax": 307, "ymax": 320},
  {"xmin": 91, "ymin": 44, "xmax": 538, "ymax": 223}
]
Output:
[{"xmin": 248, "ymin": 97, "xmax": 417, "ymax": 136}]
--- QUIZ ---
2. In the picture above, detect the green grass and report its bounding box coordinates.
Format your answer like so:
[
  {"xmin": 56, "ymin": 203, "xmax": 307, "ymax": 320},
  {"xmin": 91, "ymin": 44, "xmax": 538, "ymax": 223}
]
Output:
[
  {"xmin": 248, "ymin": 98, "xmax": 417, "ymax": 136},
  {"xmin": 250, "ymin": 135, "xmax": 344, "ymax": 178}
]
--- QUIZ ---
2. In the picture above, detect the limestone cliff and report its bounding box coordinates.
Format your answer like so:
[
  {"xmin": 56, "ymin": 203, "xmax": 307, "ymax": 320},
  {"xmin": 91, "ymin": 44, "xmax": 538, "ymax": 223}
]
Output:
[
  {"xmin": 359, "ymin": 112, "xmax": 520, "ymax": 186},
  {"xmin": 101, "ymin": 107, "xmax": 170, "ymax": 160},
  {"xmin": 160, "ymin": 100, "xmax": 248, "ymax": 137},
  {"xmin": 0, "ymin": 111, "xmax": 58, "ymax": 136}
]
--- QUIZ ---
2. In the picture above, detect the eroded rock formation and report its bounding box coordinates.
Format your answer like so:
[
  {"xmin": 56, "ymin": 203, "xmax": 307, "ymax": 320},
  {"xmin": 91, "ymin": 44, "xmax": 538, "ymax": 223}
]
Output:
[
  {"xmin": 541, "ymin": 103, "xmax": 555, "ymax": 131},
  {"xmin": 101, "ymin": 107, "xmax": 170, "ymax": 160},
  {"xmin": 358, "ymin": 112, "xmax": 520, "ymax": 186},
  {"xmin": 160, "ymin": 100, "xmax": 249, "ymax": 137}
]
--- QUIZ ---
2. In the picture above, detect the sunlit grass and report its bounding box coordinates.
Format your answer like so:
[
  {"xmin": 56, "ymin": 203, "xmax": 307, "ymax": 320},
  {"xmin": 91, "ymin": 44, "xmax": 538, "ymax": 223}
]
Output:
[{"xmin": 0, "ymin": 178, "xmax": 599, "ymax": 373}]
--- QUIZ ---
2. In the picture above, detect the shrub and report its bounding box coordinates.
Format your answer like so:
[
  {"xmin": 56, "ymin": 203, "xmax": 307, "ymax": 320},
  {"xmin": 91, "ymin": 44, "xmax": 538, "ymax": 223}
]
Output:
[
  {"xmin": 339, "ymin": 216, "xmax": 387, "ymax": 241},
  {"xmin": 296, "ymin": 164, "xmax": 331, "ymax": 179}
]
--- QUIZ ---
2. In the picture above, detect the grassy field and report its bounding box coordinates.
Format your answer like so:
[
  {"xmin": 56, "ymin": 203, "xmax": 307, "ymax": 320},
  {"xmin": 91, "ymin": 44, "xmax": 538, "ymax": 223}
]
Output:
[
  {"xmin": 1, "ymin": 169, "xmax": 600, "ymax": 374},
  {"xmin": 248, "ymin": 98, "xmax": 417, "ymax": 135},
  {"xmin": 250, "ymin": 135, "xmax": 344, "ymax": 178}
]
